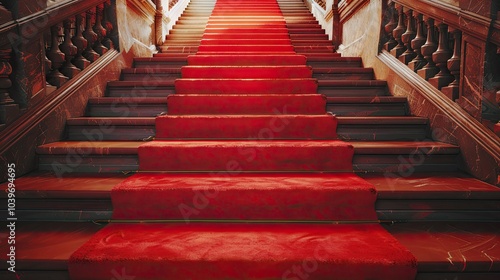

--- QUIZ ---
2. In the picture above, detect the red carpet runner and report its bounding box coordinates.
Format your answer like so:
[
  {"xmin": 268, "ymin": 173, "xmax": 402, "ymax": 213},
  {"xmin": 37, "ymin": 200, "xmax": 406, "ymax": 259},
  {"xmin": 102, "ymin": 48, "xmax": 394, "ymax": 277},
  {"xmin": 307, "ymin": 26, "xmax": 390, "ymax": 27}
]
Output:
[{"xmin": 69, "ymin": 0, "xmax": 417, "ymax": 279}]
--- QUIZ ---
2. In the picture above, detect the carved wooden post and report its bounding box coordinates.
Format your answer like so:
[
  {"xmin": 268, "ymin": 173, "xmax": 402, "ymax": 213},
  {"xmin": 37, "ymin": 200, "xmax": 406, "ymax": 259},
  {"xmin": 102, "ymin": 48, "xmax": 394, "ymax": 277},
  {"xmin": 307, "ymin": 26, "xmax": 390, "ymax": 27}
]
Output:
[
  {"xmin": 399, "ymin": 8, "xmax": 416, "ymax": 64},
  {"xmin": 429, "ymin": 22, "xmax": 454, "ymax": 90},
  {"xmin": 102, "ymin": 0, "xmax": 115, "ymax": 50},
  {"xmin": 391, "ymin": 4, "xmax": 406, "ymax": 58},
  {"xmin": 383, "ymin": 0, "xmax": 398, "ymax": 51},
  {"xmin": 93, "ymin": 4, "xmax": 108, "ymax": 55},
  {"xmin": 408, "ymin": 12, "xmax": 426, "ymax": 71},
  {"xmin": 155, "ymin": 0, "xmax": 165, "ymax": 47},
  {"xmin": 83, "ymin": 9, "xmax": 100, "ymax": 62},
  {"xmin": 417, "ymin": 16, "xmax": 438, "ymax": 80},
  {"xmin": 60, "ymin": 19, "xmax": 80, "ymax": 79},
  {"xmin": 46, "ymin": 24, "xmax": 68, "ymax": 87},
  {"xmin": 72, "ymin": 13, "xmax": 91, "ymax": 70},
  {"xmin": 442, "ymin": 29, "xmax": 462, "ymax": 100},
  {"xmin": 331, "ymin": 0, "xmax": 340, "ymax": 50},
  {"xmin": 0, "ymin": 47, "xmax": 20, "ymax": 126}
]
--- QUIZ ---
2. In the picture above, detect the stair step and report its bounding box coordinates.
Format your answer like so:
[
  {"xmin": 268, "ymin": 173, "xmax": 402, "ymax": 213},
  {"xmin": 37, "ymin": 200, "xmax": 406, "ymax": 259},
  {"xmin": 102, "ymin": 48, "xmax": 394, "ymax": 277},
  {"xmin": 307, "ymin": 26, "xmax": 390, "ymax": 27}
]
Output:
[
  {"xmin": 120, "ymin": 68, "xmax": 181, "ymax": 81},
  {"xmin": 36, "ymin": 141, "xmax": 459, "ymax": 173},
  {"xmin": 106, "ymin": 81, "xmax": 175, "ymax": 97},
  {"xmin": 198, "ymin": 44, "xmax": 294, "ymax": 52},
  {"xmin": 68, "ymin": 223, "xmax": 416, "ymax": 280},
  {"xmin": 200, "ymin": 39, "xmax": 291, "ymax": 45},
  {"xmin": 155, "ymin": 115, "xmax": 338, "ymax": 139},
  {"xmin": 326, "ymin": 96, "xmax": 408, "ymax": 116},
  {"xmin": 307, "ymin": 56, "xmax": 363, "ymax": 67},
  {"xmin": 318, "ymin": 80, "xmax": 388, "ymax": 97},
  {"xmin": 87, "ymin": 97, "xmax": 168, "ymax": 117},
  {"xmin": 188, "ymin": 54, "xmax": 307, "ymax": 66},
  {"xmin": 175, "ymin": 78, "xmax": 318, "ymax": 94},
  {"xmin": 134, "ymin": 57, "xmax": 188, "ymax": 68},
  {"xmin": 65, "ymin": 117, "xmax": 155, "ymax": 141},
  {"xmin": 112, "ymin": 173, "xmax": 377, "ymax": 220},
  {"xmin": 337, "ymin": 116, "xmax": 429, "ymax": 141},
  {"xmin": 181, "ymin": 65, "xmax": 312, "ymax": 78},
  {"xmin": 202, "ymin": 33, "xmax": 291, "ymax": 39},
  {"xmin": 313, "ymin": 67, "xmax": 374, "ymax": 80},
  {"xmin": 139, "ymin": 140, "xmax": 354, "ymax": 171},
  {"xmin": 167, "ymin": 94, "xmax": 326, "ymax": 115}
]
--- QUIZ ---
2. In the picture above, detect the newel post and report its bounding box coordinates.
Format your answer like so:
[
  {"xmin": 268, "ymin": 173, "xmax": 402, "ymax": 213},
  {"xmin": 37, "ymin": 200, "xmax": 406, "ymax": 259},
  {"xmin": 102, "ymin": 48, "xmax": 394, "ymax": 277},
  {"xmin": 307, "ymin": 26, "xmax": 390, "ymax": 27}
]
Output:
[{"xmin": 155, "ymin": 0, "xmax": 164, "ymax": 47}]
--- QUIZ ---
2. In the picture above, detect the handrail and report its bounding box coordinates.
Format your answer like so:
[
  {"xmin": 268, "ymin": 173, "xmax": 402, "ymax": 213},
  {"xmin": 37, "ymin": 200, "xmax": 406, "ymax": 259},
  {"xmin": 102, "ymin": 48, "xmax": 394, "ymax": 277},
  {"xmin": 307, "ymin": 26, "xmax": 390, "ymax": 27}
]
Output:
[
  {"xmin": 380, "ymin": 0, "xmax": 500, "ymax": 133},
  {"xmin": 0, "ymin": 0, "xmax": 118, "ymax": 131}
]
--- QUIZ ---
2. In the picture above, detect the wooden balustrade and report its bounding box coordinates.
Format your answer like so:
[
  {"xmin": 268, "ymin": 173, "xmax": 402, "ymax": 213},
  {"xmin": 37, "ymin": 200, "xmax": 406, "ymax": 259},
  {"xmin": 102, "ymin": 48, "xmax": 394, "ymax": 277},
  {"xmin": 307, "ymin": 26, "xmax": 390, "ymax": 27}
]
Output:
[
  {"xmin": 381, "ymin": 0, "xmax": 500, "ymax": 127},
  {"xmin": 0, "ymin": 0, "xmax": 118, "ymax": 130}
]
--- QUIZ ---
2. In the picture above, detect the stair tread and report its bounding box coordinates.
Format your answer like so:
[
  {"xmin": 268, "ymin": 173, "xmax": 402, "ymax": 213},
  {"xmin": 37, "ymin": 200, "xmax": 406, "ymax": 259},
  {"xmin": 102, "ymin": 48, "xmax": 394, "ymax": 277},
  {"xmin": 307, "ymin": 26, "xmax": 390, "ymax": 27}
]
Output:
[
  {"xmin": 67, "ymin": 117, "xmax": 155, "ymax": 125},
  {"xmin": 337, "ymin": 116, "xmax": 428, "ymax": 124},
  {"xmin": 88, "ymin": 97, "xmax": 169, "ymax": 104},
  {"xmin": 327, "ymin": 96, "xmax": 407, "ymax": 103},
  {"xmin": 5, "ymin": 222, "xmax": 500, "ymax": 273},
  {"xmin": 319, "ymin": 80, "xmax": 387, "ymax": 86},
  {"xmin": 36, "ymin": 140, "xmax": 459, "ymax": 154},
  {"xmin": 362, "ymin": 172, "xmax": 500, "ymax": 199}
]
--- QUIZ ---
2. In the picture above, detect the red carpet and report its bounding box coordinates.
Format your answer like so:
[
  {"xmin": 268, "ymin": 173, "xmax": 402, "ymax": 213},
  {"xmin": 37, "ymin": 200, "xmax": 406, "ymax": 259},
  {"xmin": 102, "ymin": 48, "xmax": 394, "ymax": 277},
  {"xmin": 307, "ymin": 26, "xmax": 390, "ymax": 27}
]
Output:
[
  {"xmin": 69, "ymin": 223, "xmax": 416, "ymax": 280},
  {"xmin": 111, "ymin": 173, "xmax": 378, "ymax": 221},
  {"xmin": 69, "ymin": 0, "xmax": 417, "ymax": 279}
]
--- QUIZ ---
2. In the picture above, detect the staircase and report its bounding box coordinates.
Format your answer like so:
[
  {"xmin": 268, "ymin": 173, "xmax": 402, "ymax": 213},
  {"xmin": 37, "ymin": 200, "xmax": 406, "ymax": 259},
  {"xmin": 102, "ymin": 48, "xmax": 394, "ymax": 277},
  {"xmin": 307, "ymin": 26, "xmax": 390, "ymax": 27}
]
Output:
[{"xmin": 1, "ymin": 0, "xmax": 500, "ymax": 279}]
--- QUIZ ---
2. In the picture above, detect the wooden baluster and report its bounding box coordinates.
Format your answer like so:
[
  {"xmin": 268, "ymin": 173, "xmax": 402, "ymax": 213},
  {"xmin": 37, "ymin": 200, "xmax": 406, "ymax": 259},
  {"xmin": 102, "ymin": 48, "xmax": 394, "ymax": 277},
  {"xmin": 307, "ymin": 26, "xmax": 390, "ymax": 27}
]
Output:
[
  {"xmin": 391, "ymin": 4, "xmax": 406, "ymax": 58},
  {"xmin": 0, "ymin": 49, "xmax": 14, "ymax": 105},
  {"xmin": 46, "ymin": 24, "xmax": 68, "ymax": 87},
  {"xmin": 83, "ymin": 10, "xmax": 100, "ymax": 62},
  {"xmin": 442, "ymin": 29, "xmax": 462, "ymax": 100},
  {"xmin": 429, "ymin": 22, "xmax": 454, "ymax": 90},
  {"xmin": 102, "ymin": 0, "xmax": 114, "ymax": 50},
  {"xmin": 60, "ymin": 19, "xmax": 80, "ymax": 79},
  {"xmin": 408, "ymin": 12, "xmax": 426, "ymax": 71},
  {"xmin": 93, "ymin": 4, "xmax": 108, "ymax": 55},
  {"xmin": 72, "ymin": 13, "xmax": 91, "ymax": 70},
  {"xmin": 155, "ymin": 0, "xmax": 164, "ymax": 47},
  {"xmin": 332, "ymin": 0, "xmax": 340, "ymax": 50},
  {"xmin": 399, "ymin": 8, "xmax": 416, "ymax": 64},
  {"xmin": 417, "ymin": 17, "xmax": 439, "ymax": 80},
  {"xmin": 383, "ymin": 0, "xmax": 398, "ymax": 51}
]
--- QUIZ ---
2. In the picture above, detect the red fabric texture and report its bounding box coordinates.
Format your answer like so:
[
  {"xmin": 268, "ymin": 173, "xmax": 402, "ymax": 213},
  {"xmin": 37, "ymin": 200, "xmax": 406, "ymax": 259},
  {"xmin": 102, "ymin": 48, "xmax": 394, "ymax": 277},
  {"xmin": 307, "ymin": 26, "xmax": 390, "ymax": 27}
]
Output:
[
  {"xmin": 69, "ymin": 0, "xmax": 418, "ymax": 279},
  {"xmin": 69, "ymin": 223, "xmax": 417, "ymax": 280},
  {"xmin": 111, "ymin": 173, "xmax": 378, "ymax": 220}
]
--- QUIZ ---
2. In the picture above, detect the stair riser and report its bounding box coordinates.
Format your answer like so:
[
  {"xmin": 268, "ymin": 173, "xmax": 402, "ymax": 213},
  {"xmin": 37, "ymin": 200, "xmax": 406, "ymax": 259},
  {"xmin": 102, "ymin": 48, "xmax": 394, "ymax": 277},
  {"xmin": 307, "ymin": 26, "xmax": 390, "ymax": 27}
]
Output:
[
  {"xmin": 155, "ymin": 116, "xmax": 338, "ymax": 139},
  {"xmin": 121, "ymin": 73, "xmax": 181, "ymax": 81},
  {"xmin": 181, "ymin": 66, "xmax": 312, "ymax": 78},
  {"xmin": 38, "ymin": 154, "xmax": 458, "ymax": 173},
  {"xmin": 198, "ymin": 45, "xmax": 294, "ymax": 52},
  {"xmin": 307, "ymin": 60, "xmax": 362, "ymax": 68},
  {"xmin": 139, "ymin": 144, "xmax": 354, "ymax": 172},
  {"xmin": 337, "ymin": 125, "xmax": 429, "ymax": 141},
  {"xmin": 313, "ymin": 72, "xmax": 374, "ymax": 80},
  {"xmin": 86, "ymin": 104, "xmax": 168, "ymax": 117},
  {"xmin": 200, "ymin": 39, "xmax": 292, "ymax": 45},
  {"xmin": 134, "ymin": 60, "xmax": 187, "ymax": 68},
  {"xmin": 188, "ymin": 55, "xmax": 307, "ymax": 66},
  {"xmin": 175, "ymin": 79, "xmax": 318, "ymax": 94},
  {"xmin": 327, "ymin": 104, "xmax": 408, "ymax": 116},
  {"xmin": 66, "ymin": 126, "xmax": 155, "ymax": 141},
  {"xmin": 202, "ymin": 33, "xmax": 291, "ymax": 39},
  {"xmin": 319, "ymin": 86, "xmax": 388, "ymax": 97},
  {"xmin": 168, "ymin": 94, "xmax": 326, "ymax": 115},
  {"xmin": 107, "ymin": 87, "xmax": 174, "ymax": 98}
]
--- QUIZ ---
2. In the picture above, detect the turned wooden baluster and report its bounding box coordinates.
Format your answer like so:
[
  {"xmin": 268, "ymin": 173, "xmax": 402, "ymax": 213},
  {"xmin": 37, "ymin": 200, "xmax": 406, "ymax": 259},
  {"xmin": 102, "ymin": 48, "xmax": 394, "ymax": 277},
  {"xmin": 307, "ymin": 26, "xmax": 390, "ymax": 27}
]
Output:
[
  {"xmin": 429, "ymin": 22, "xmax": 454, "ymax": 90},
  {"xmin": 102, "ymin": 0, "xmax": 115, "ymax": 50},
  {"xmin": 93, "ymin": 4, "xmax": 108, "ymax": 55},
  {"xmin": 83, "ymin": 10, "xmax": 100, "ymax": 62},
  {"xmin": 418, "ymin": 17, "xmax": 439, "ymax": 80},
  {"xmin": 408, "ymin": 12, "xmax": 427, "ymax": 71},
  {"xmin": 72, "ymin": 13, "xmax": 91, "ymax": 70},
  {"xmin": 399, "ymin": 8, "xmax": 416, "ymax": 64},
  {"xmin": 60, "ymin": 19, "xmax": 80, "ymax": 79},
  {"xmin": 383, "ymin": 0, "xmax": 398, "ymax": 51},
  {"xmin": 0, "ymin": 49, "xmax": 14, "ymax": 105},
  {"xmin": 442, "ymin": 29, "xmax": 462, "ymax": 100},
  {"xmin": 46, "ymin": 24, "xmax": 68, "ymax": 87},
  {"xmin": 391, "ymin": 4, "xmax": 406, "ymax": 58},
  {"xmin": 155, "ymin": 0, "xmax": 164, "ymax": 47}
]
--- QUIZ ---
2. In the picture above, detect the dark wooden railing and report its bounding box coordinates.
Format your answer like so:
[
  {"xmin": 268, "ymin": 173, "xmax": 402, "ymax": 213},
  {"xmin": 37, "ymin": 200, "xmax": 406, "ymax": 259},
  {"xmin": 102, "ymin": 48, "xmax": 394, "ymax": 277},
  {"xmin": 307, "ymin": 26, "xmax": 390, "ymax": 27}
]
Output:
[
  {"xmin": 0, "ymin": 0, "xmax": 118, "ymax": 130},
  {"xmin": 380, "ymin": 0, "xmax": 500, "ymax": 130}
]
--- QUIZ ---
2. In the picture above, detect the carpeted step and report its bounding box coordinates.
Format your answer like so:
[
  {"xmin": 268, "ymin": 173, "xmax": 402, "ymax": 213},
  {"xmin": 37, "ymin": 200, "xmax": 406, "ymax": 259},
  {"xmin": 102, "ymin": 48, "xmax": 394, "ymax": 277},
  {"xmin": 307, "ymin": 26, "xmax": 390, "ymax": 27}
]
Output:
[
  {"xmin": 197, "ymin": 44, "xmax": 294, "ymax": 52},
  {"xmin": 202, "ymin": 33, "xmax": 291, "ymax": 39},
  {"xmin": 68, "ymin": 223, "xmax": 417, "ymax": 280},
  {"xmin": 138, "ymin": 140, "xmax": 354, "ymax": 172},
  {"xmin": 167, "ymin": 94, "xmax": 326, "ymax": 115},
  {"xmin": 200, "ymin": 39, "xmax": 291, "ymax": 45},
  {"xmin": 181, "ymin": 65, "xmax": 312, "ymax": 78},
  {"xmin": 112, "ymin": 173, "xmax": 377, "ymax": 220},
  {"xmin": 155, "ymin": 115, "xmax": 337, "ymax": 139},
  {"xmin": 175, "ymin": 78, "xmax": 317, "ymax": 94},
  {"xmin": 188, "ymin": 54, "xmax": 307, "ymax": 66}
]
